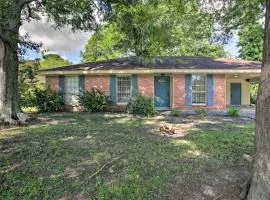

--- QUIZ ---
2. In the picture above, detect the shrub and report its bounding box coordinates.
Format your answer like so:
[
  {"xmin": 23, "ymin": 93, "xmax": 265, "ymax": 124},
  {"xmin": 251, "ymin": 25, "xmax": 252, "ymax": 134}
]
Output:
[
  {"xmin": 20, "ymin": 89, "xmax": 39, "ymax": 108},
  {"xmin": 19, "ymin": 61, "xmax": 43, "ymax": 108},
  {"xmin": 35, "ymin": 88, "xmax": 65, "ymax": 112},
  {"xmin": 227, "ymin": 107, "xmax": 240, "ymax": 117},
  {"xmin": 126, "ymin": 93, "xmax": 155, "ymax": 116},
  {"xmin": 171, "ymin": 109, "xmax": 181, "ymax": 117},
  {"xmin": 250, "ymin": 83, "xmax": 258, "ymax": 104},
  {"xmin": 195, "ymin": 109, "xmax": 207, "ymax": 119},
  {"xmin": 78, "ymin": 88, "xmax": 110, "ymax": 112}
]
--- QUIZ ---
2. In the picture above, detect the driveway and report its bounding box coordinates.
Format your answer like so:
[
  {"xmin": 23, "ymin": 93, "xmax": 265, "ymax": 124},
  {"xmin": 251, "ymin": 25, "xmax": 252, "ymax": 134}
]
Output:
[{"xmin": 239, "ymin": 107, "xmax": 256, "ymax": 119}]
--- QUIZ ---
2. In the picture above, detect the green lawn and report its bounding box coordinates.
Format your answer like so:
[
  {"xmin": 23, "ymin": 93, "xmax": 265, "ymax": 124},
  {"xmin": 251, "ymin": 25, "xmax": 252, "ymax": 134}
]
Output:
[{"xmin": 0, "ymin": 113, "xmax": 254, "ymax": 200}]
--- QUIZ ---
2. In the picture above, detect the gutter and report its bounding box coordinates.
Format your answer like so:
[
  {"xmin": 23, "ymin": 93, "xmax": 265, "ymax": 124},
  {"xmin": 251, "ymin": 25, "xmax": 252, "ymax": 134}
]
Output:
[{"xmin": 38, "ymin": 69, "xmax": 262, "ymax": 75}]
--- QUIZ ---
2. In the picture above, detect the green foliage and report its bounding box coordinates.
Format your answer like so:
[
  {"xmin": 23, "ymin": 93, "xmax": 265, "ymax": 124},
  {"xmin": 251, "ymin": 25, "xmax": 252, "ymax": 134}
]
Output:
[
  {"xmin": 81, "ymin": 23, "xmax": 125, "ymax": 62},
  {"xmin": 250, "ymin": 83, "xmax": 259, "ymax": 104},
  {"xmin": 78, "ymin": 88, "xmax": 110, "ymax": 112},
  {"xmin": 1, "ymin": 0, "xmax": 120, "ymax": 59},
  {"xmin": 19, "ymin": 60, "xmax": 45, "ymax": 108},
  {"xmin": 195, "ymin": 109, "xmax": 207, "ymax": 119},
  {"xmin": 40, "ymin": 54, "xmax": 72, "ymax": 69},
  {"xmin": 238, "ymin": 23, "xmax": 264, "ymax": 61},
  {"xmin": 126, "ymin": 93, "xmax": 155, "ymax": 116},
  {"xmin": 164, "ymin": 39, "xmax": 225, "ymax": 58},
  {"xmin": 171, "ymin": 109, "xmax": 181, "ymax": 117},
  {"xmin": 206, "ymin": 0, "xmax": 263, "ymax": 42},
  {"xmin": 81, "ymin": 1, "xmax": 225, "ymax": 60},
  {"xmin": 227, "ymin": 107, "xmax": 240, "ymax": 117},
  {"xmin": 35, "ymin": 88, "xmax": 65, "ymax": 112}
]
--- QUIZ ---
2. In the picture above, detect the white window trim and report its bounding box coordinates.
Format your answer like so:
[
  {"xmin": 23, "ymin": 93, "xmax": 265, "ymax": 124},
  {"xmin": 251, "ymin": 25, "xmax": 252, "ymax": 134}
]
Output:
[
  {"xmin": 116, "ymin": 75, "xmax": 132, "ymax": 105},
  {"xmin": 64, "ymin": 76, "xmax": 79, "ymax": 106},
  {"xmin": 191, "ymin": 74, "xmax": 208, "ymax": 106}
]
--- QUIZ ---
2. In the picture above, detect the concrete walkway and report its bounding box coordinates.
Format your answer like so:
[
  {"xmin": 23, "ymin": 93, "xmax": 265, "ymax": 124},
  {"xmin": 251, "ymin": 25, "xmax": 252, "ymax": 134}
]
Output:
[
  {"xmin": 162, "ymin": 106, "xmax": 256, "ymax": 119},
  {"xmin": 239, "ymin": 107, "xmax": 256, "ymax": 119},
  {"xmin": 209, "ymin": 106, "xmax": 256, "ymax": 119}
]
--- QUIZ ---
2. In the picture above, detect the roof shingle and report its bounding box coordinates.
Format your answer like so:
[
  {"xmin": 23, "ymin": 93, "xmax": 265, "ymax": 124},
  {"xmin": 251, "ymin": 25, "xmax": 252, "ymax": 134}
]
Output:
[{"xmin": 40, "ymin": 56, "xmax": 261, "ymax": 72}]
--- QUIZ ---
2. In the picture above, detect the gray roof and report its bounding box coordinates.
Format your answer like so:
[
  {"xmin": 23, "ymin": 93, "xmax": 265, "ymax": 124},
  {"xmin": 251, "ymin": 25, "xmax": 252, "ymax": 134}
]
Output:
[{"xmin": 40, "ymin": 56, "xmax": 261, "ymax": 72}]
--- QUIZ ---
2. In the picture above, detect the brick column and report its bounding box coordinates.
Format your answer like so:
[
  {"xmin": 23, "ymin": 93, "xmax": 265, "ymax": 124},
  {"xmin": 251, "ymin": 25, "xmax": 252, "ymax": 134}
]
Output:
[
  {"xmin": 172, "ymin": 74, "xmax": 185, "ymax": 109},
  {"xmin": 214, "ymin": 74, "xmax": 226, "ymax": 110},
  {"xmin": 138, "ymin": 75, "xmax": 154, "ymax": 98},
  {"xmin": 46, "ymin": 76, "xmax": 59, "ymax": 91}
]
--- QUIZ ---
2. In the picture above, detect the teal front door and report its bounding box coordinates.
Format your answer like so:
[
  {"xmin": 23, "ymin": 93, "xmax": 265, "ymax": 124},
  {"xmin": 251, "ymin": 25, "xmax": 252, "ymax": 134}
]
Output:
[
  {"xmin": 231, "ymin": 83, "xmax": 241, "ymax": 105},
  {"xmin": 154, "ymin": 76, "xmax": 170, "ymax": 108}
]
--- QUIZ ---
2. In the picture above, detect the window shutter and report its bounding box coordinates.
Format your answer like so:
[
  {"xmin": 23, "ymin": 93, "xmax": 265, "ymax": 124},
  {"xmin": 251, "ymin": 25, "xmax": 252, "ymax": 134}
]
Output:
[
  {"xmin": 79, "ymin": 75, "xmax": 85, "ymax": 94},
  {"xmin": 110, "ymin": 75, "xmax": 117, "ymax": 105},
  {"xmin": 207, "ymin": 74, "xmax": 214, "ymax": 106},
  {"xmin": 59, "ymin": 76, "xmax": 65, "ymax": 96},
  {"xmin": 131, "ymin": 75, "xmax": 138, "ymax": 97},
  {"xmin": 185, "ymin": 74, "xmax": 192, "ymax": 106}
]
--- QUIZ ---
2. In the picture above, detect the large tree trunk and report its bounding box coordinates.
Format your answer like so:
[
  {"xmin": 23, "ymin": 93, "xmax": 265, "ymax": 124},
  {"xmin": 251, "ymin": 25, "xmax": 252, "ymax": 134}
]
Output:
[
  {"xmin": 247, "ymin": 0, "xmax": 270, "ymax": 199},
  {"xmin": 0, "ymin": 28, "xmax": 23, "ymax": 124}
]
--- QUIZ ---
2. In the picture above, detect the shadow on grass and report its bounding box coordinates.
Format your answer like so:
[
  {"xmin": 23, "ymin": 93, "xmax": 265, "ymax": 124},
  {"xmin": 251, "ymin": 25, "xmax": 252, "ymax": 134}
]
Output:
[{"xmin": 0, "ymin": 113, "xmax": 254, "ymax": 200}]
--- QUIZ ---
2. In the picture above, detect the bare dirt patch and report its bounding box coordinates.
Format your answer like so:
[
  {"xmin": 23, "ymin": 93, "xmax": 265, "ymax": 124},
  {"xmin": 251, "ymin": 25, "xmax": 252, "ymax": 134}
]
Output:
[
  {"xmin": 145, "ymin": 115, "xmax": 253, "ymax": 138},
  {"xmin": 161, "ymin": 167, "xmax": 250, "ymax": 200}
]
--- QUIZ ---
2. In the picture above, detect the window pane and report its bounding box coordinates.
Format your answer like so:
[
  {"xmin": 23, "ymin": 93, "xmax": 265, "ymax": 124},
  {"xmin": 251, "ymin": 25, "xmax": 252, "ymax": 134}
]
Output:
[
  {"xmin": 65, "ymin": 76, "xmax": 79, "ymax": 105},
  {"xmin": 192, "ymin": 75, "xmax": 207, "ymax": 104},
  {"xmin": 117, "ymin": 77, "xmax": 131, "ymax": 103}
]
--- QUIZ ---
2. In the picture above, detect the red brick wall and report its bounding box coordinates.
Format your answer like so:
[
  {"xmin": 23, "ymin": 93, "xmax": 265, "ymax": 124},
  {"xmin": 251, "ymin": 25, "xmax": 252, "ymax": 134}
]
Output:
[
  {"xmin": 214, "ymin": 74, "xmax": 226, "ymax": 110},
  {"xmin": 175, "ymin": 74, "xmax": 226, "ymax": 110},
  {"xmin": 172, "ymin": 74, "xmax": 185, "ymax": 109},
  {"xmin": 85, "ymin": 76, "xmax": 110, "ymax": 95},
  {"xmin": 45, "ymin": 73, "xmax": 226, "ymax": 110},
  {"xmin": 138, "ymin": 75, "xmax": 154, "ymax": 98},
  {"xmin": 46, "ymin": 76, "xmax": 59, "ymax": 91}
]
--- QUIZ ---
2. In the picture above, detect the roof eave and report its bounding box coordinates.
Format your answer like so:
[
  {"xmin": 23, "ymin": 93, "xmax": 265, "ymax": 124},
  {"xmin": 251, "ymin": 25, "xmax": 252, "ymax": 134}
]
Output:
[{"xmin": 38, "ymin": 69, "xmax": 261, "ymax": 76}]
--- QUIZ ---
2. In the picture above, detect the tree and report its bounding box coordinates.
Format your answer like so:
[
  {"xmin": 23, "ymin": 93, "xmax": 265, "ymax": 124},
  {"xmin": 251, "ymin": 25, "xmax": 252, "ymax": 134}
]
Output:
[
  {"xmin": 81, "ymin": 23, "xmax": 125, "ymax": 62},
  {"xmin": 237, "ymin": 23, "xmax": 263, "ymax": 106},
  {"xmin": 19, "ymin": 59, "xmax": 43, "ymax": 108},
  {"xmin": 0, "ymin": 0, "xmax": 121, "ymax": 124},
  {"xmin": 247, "ymin": 1, "xmax": 270, "ymax": 198},
  {"xmin": 81, "ymin": 1, "xmax": 225, "ymax": 62},
  {"xmin": 81, "ymin": 25, "xmax": 225, "ymax": 62},
  {"xmin": 112, "ymin": 0, "xmax": 224, "ymax": 58},
  {"xmin": 205, "ymin": 0, "xmax": 270, "ymax": 199},
  {"xmin": 40, "ymin": 54, "xmax": 72, "ymax": 69},
  {"xmin": 238, "ymin": 23, "xmax": 264, "ymax": 61}
]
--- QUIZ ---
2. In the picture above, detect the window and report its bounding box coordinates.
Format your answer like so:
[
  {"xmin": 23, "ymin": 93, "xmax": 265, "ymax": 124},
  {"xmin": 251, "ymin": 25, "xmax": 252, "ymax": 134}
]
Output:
[
  {"xmin": 192, "ymin": 74, "xmax": 207, "ymax": 105},
  {"xmin": 65, "ymin": 76, "xmax": 79, "ymax": 105},
  {"xmin": 117, "ymin": 76, "xmax": 131, "ymax": 103}
]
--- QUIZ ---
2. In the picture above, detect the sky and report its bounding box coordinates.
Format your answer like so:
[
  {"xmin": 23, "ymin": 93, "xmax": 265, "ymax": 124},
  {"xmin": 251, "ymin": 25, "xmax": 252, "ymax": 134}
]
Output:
[
  {"xmin": 20, "ymin": 19, "xmax": 91, "ymax": 64},
  {"xmin": 21, "ymin": 20, "xmax": 240, "ymax": 64}
]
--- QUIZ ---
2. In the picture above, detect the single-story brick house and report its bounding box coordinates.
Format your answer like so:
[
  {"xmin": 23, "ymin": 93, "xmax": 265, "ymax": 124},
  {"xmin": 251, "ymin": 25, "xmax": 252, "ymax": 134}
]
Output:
[{"xmin": 39, "ymin": 56, "xmax": 261, "ymax": 110}]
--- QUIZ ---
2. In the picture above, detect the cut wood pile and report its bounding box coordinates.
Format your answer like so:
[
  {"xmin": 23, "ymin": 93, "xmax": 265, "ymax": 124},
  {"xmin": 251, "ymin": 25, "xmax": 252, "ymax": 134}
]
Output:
[{"xmin": 159, "ymin": 123, "xmax": 176, "ymax": 135}]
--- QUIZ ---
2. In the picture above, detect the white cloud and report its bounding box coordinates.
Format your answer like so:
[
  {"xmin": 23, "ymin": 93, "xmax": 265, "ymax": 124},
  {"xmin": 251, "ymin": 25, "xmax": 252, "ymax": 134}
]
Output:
[{"xmin": 20, "ymin": 18, "xmax": 91, "ymax": 62}]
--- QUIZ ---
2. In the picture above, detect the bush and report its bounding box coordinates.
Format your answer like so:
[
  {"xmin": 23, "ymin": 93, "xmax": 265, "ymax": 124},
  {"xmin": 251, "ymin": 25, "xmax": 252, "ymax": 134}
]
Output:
[
  {"xmin": 227, "ymin": 107, "xmax": 240, "ymax": 117},
  {"xmin": 78, "ymin": 88, "xmax": 110, "ymax": 112},
  {"xmin": 20, "ymin": 89, "xmax": 39, "ymax": 108},
  {"xmin": 195, "ymin": 109, "xmax": 207, "ymax": 119},
  {"xmin": 171, "ymin": 109, "xmax": 181, "ymax": 117},
  {"xmin": 36, "ymin": 88, "xmax": 65, "ymax": 112},
  {"xmin": 19, "ymin": 61, "xmax": 42, "ymax": 108},
  {"xmin": 250, "ymin": 83, "xmax": 258, "ymax": 104},
  {"xmin": 126, "ymin": 93, "xmax": 155, "ymax": 116}
]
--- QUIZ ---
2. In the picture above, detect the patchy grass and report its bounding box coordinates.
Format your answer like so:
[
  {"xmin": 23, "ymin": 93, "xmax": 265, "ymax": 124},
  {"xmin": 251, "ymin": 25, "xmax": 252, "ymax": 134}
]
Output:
[{"xmin": 0, "ymin": 113, "xmax": 254, "ymax": 200}]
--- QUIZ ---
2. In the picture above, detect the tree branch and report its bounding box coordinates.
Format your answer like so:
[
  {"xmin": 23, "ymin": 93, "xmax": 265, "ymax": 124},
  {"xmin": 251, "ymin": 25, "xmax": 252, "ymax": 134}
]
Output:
[
  {"xmin": 26, "ymin": 3, "xmax": 40, "ymax": 20},
  {"xmin": 87, "ymin": 154, "xmax": 127, "ymax": 181},
  {"xmin": 17, "ymin": 0, "xmax": 35, "ymax": 11}
]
